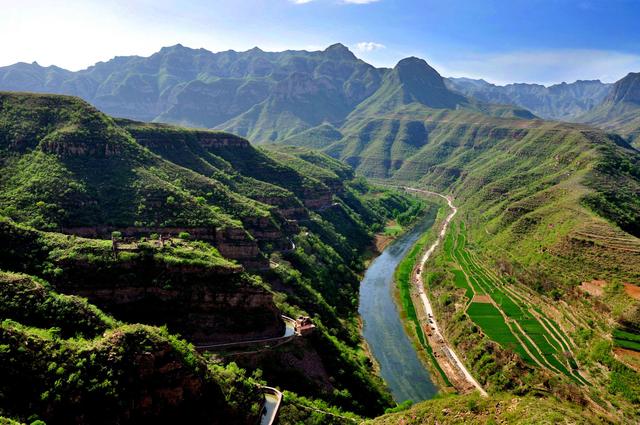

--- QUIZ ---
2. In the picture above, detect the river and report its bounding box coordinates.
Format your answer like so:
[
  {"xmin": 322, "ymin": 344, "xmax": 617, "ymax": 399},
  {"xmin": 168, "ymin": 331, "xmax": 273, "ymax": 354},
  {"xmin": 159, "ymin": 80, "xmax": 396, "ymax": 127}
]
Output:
[{"xmin": 358, "ymin": 211, "xmax": 438, "ymax": 403}]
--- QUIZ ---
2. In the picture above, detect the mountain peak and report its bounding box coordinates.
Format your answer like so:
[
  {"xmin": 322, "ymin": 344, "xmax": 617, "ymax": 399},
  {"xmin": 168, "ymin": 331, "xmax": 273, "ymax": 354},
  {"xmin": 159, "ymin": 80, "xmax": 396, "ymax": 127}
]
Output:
[
  {"xmin": 606, "ymin": 72, "xmax": 640, "ymax": 105},
  {"xmin": 323, "ymin": 43, "xmax": 357, "ymax": 60},
  {"xmin": 393, "ymin": 57, "xmax": 447, "ymax": 90},
  {"xmin": 159, "ymin": 43, "xmax": 191, "ymax": 53}
]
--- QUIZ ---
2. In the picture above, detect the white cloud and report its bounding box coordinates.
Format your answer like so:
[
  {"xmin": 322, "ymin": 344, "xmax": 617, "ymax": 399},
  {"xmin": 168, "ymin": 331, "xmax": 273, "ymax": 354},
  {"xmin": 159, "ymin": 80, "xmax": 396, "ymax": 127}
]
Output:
[
  {"xmin": 435, "ymin": 49, "xmax": 640, "ymax": 86},
  {"xmin": 290, "ymin": 0, "xmax": 313, "ymax": 3},
  {"xmin": 355, "ymin": 42, "xmax": 386, "ymax": 52}
]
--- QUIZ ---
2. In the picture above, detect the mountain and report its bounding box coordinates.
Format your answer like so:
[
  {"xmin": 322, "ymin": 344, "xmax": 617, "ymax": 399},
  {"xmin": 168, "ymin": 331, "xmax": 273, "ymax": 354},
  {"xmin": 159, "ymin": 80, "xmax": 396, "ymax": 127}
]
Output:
[
  {"xmin": 578, "ymin": 72, "xmax": 640, "ymax": 147},
  {"xmin": 0, "ymin": 44, "xmax": 534, "ymax": 146},
  {"xmin": 280, "ymin": 56, "xmax": 640, "ymax": 422},
  {"xmin": 447, "ymin": 77, "xmax": 612, "ymax": 120},
  {"xmin": 0, "ymin": 44, "xmax": 385, "ymax": 143},
  {"xmin": 3, "ymin": 47, "xmax": 640, "ymax": 423},
  {"xmin": 293, "ymin": 57, "xmax": 537, "ymax": 178},
  {"xmin": 0, "ymin": 92, "xmax": 432, "ymax": 420}
]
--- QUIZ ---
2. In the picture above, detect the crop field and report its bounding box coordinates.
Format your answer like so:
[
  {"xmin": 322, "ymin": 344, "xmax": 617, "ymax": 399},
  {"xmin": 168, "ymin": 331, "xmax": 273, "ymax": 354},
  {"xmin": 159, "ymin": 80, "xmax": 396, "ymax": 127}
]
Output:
[
  {"xmin": 613, "ymin": 329, "xmax": 640, "ymax": 352},
  {"xmin": 445, "ymin": 222, "xmax": 588, "ymax": 385}
]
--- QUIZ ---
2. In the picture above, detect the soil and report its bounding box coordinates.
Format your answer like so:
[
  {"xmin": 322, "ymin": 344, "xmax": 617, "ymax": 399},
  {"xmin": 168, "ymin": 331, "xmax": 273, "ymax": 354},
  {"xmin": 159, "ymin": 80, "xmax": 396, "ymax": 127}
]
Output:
[
  {"xmin": 472, "ymin": 295, "xmax": 492, "ymax": 303},
  {"xmin": 578, "ymin": 280, "xmax": 606, "ymax": 297},
  {"xmin": 623, "ymin": 283, "xmax": 640, "ymax": 301},
  {"xmin": 374, "ymin": 234, "xmax": 394, "ymax": 252},
  {"xmin": 613, "ymin": 347, "xmax": 640, "ymax": 372}
]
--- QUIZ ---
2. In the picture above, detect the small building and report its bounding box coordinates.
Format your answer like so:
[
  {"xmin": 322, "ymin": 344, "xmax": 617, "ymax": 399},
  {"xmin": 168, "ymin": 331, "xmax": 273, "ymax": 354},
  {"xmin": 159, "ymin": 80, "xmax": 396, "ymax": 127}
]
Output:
[{"xmin": 295, "ymin": 316, "xmax": 315, "ymax": 336}]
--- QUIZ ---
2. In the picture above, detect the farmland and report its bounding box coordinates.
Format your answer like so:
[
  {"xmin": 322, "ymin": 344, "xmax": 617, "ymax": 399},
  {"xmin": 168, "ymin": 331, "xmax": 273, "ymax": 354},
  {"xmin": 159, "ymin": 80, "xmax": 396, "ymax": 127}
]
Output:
[{"xmin": 443, "ymin": 222, "xmax": 589, "ymax": 385}]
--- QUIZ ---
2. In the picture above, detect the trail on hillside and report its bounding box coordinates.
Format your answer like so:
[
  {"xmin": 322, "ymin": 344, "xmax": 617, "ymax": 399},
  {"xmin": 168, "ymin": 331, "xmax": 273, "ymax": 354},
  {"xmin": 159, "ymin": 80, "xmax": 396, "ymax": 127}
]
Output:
[{"xmin": 403, "ymin": 187, "xmax": 488, "ymax": 397}]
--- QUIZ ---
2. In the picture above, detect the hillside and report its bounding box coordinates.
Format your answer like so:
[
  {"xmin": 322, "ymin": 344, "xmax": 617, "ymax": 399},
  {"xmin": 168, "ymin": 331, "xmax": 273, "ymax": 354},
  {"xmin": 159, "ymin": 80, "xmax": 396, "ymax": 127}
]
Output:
[
  {"xmin": 0, "ymin": 270, "xmax": 264, "ymax": 425},
  {"xmin": 447, "ymin": 77, "xmax": 611, "ymax": 121},
  {"xmin": 578, "ymin": 72, "xmax": 640, "ymax": 147},
  {"xmin": 0, "ymin": 92, "xmax": 429, "ymax": 418},
  {"xmin": 370, "ymin": 392, "xmax": 608, "ymax": 424},
  {"xmin": 277, "ymin": 56, "xmax": 640, "ymax": 421}
]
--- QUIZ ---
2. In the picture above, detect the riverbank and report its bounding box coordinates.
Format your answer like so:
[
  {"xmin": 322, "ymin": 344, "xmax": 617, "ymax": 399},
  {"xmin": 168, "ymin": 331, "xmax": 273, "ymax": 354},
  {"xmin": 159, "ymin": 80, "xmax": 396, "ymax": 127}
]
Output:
[
  {"xmin": 358, "ymin": 207, "xmax": 440, "ymax": 403},
  {"xmin": 401, "ymin": 188, "xmax": 487, "ymax": 397},
  {"xmin": 392, "ymin": 202, "xmax": 455, "ymax": 392}
]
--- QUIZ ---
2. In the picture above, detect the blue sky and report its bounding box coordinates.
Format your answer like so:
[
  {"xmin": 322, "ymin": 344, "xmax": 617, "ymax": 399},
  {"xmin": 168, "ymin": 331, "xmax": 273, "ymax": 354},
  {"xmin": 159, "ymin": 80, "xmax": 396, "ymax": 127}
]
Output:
[{"xmin": 3, "ymin": 0, "xmax": 640, "ymax": 85}]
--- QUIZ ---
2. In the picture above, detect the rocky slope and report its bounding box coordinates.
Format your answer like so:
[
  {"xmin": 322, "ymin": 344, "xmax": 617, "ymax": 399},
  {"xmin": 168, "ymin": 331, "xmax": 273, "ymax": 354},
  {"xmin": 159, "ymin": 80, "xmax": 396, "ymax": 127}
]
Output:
[
  {"xmin": 578, "ymin": 72, "xmax": 640, "ymax": 147},
  {"xmin": 0, "ymin": 44, "xmax": 532, "ymax": 146},
  {"xmin": 447, "ymin": 77, "xmax": 611, "ymax": 120},
  {"xmin": 0, "ymin": 44, "xmax": 385, "ymax": 142}
]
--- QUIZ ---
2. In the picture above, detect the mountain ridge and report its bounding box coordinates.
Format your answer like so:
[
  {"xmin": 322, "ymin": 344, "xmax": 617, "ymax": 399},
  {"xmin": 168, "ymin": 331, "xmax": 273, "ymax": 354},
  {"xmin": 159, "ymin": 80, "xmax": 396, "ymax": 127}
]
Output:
[{"xmin": 577, "ymin": 72, "xmax": 640, "ymax": 147}]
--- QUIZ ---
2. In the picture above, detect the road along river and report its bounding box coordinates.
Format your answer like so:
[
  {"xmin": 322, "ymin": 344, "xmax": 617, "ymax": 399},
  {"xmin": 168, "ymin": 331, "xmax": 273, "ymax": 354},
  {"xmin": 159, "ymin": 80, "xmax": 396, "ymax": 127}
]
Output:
[
  {"xmin": 359, "ymin": 210, "xmax": 439, "ymax": 403},
  {"xmin": 404, "ymin": 188, "xmax": 487, "ymax": 397}
]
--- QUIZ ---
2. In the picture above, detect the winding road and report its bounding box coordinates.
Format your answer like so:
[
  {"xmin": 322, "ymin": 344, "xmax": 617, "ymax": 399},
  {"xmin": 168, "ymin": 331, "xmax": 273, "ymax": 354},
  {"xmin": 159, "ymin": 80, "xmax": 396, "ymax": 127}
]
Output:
[
  {"xmin": 403, "ymin": 187, "xmax": 487, "ymax": 397},
  {"xmin": 259, "ymin": 386, "xmax": 283, "ymax": 425},
  {"xmin": 195, "ymin": 315, "xmax": 296, "ymax": 352}
]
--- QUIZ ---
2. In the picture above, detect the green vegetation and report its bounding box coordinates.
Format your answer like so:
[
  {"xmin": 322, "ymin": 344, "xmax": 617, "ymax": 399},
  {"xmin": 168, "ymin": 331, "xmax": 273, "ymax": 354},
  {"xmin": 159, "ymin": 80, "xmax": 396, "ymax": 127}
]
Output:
[
  {"xmin": 394, "ymin": 204, "xmax": 452, "ymax": 387},
  {"xmin": 0, "ymin": 271, "xmax": 264, "ymax": 425},
  {"xmin": 448, "ymin": 223, "xmax": 587, "ymax": 385},
  {"xmin": 278, "ymin": 391, "xmax": 362, "ymax": 425},
  {"xmin": 369, "ymin": 392, "xmax": 608, "ymax": 425},
  {"xmin": 613, "ymin": 329, "xmax": 640, "ymax": 352},
  {"xmin": 0, "ymin": 92, "xmax": 431, "ymax": 419}
]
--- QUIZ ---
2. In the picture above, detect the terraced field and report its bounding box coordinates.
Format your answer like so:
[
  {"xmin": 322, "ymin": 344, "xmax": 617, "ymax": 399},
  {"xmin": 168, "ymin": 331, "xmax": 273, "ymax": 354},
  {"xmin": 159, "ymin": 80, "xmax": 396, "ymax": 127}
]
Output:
[
  {"xmin": 613, "ymin": 329, "xmax": 640, "ymax": 352},
  {"xmin": 444, "ymin": 222, "xmax": 589, "ymax": 385}
]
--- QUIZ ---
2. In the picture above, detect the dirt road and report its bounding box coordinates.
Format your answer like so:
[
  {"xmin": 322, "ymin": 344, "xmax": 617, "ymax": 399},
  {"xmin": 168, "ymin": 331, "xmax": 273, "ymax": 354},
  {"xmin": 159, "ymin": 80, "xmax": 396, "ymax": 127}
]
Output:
[{"xmin": 404, "ymin": 187, "xmax": 488, "ymax": 397}]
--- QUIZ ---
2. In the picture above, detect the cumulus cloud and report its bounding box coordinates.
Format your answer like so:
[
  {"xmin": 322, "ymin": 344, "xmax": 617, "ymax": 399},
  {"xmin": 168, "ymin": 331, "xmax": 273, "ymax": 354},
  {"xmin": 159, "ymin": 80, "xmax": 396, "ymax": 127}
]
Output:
[
  {"xmin": 437, "ymin": 49, "xmax": 640, "ymax": 85},
  {"xmin": 355, "ymin": 42, "xmax": 386, "ymax": 52}
]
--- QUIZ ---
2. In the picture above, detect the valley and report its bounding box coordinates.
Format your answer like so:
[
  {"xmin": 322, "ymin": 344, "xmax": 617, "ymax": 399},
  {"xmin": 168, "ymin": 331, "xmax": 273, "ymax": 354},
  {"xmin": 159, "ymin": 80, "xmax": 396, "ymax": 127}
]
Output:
[{"xmin": 0, "ymin": 37, "xmax": 639, "ymax": 425}]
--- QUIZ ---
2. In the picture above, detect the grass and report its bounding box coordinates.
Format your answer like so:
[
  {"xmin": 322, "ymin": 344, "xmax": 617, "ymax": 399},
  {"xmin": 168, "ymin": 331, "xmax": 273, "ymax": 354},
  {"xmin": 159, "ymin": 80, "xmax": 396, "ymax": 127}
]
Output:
[
  {"xmin": 447, "ymin": 222, "xmax": 588, "ymax": 385},
  {"xmin": 394, "ymin": 207, "xmax": 452, "ymax": 387}
]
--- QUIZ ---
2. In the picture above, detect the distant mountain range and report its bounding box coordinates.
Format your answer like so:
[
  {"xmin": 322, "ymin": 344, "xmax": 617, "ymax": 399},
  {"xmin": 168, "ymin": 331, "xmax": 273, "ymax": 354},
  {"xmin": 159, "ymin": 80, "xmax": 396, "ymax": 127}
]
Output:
[
  {"xmin": 0, "ymin": 43, "xmax": 532, "ymax": 144},
  {"xmin": 3, "ymin": 43, "xmax": 638, "ymax": 147},
  {"xmin": 446, "ymin": 77, "xmax": 612, "ymax": 121}
]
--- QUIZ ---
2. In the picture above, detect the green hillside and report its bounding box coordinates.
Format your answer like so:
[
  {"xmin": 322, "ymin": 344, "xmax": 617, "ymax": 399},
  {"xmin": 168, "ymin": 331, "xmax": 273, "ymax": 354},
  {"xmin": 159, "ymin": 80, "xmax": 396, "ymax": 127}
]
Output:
[
  {"xmin": 0, "ymin": 92, "xmax": 430, "ymax": 418},
  {"xmin": 273, "ymin": 57, "xmax": 640, "ymax": 422},
  {"xmin": 369, "ymin": 392, "xmax": 608, "ymax": 425},
  {"xmin": 0, "ymin": 270, "xmax": 264, "ymax": 425}
]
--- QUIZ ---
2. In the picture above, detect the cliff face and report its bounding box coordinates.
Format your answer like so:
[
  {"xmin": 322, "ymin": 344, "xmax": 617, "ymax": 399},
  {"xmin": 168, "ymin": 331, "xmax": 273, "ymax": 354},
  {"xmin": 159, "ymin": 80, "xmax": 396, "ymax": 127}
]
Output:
[
  {"xmin": 605, "ymin": 72, "xmax": 640, "ymax": 105},
  {"xmin": 51, "ymin": 255, "xmax": 283, "ymax": 344},
  {"xmin": 0, "ymin": 271, "xmax": 263, "ymax": 425},
  {"xmin": 1, "ymin": 323, "xmax": 262, "ymax": 425}
]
